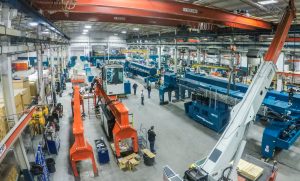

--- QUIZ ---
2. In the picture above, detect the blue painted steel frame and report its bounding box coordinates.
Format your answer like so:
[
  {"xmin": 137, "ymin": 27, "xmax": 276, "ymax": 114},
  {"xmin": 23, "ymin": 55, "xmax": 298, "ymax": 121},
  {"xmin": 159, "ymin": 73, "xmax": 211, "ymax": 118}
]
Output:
[
  {"xmin": 124, "ymin": 61, "xmax": 158, "ymax": 82},
  {"xmin": 160, "ymin": 72, "xmax": 300, "ymax": 158}
]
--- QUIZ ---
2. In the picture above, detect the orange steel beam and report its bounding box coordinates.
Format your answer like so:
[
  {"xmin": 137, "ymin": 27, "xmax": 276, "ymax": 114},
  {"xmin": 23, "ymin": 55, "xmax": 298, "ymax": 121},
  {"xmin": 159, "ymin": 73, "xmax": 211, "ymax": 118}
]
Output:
[
  {"xmin": 277, "ymin": 71, "xmax": 300, "ymax": 77},
  {"xmin": 70, "ymin": 86, "xmax": 98, "ymax": 177},
  {"xmin": 49, "ymin": 12, "xmax": 202, "ymax": 28},
  {"xmin": 287, "ymin": 59, "xmax": 300, "ymax": 63},
  {"xmin": 39, "ymin": 5, "xmax": 255, "ymax": 30},
  {"xmin": 285, "ymin": 37, "xmax": 300, "ymax": 42},
  {"xmin": 0, "ymin": 107, "xmax": 36, "ymax": 162},
  {"xmin": 264, "ymin": 0, "xmax": 296, "ymax": 63},
  {"xmin": 33, "ymin": 0, "xmax": 272, "ymax": 30},
  {"xmin": 94, "ymin": 78, "xmax": 138, "ymax": 157},
  {"xmin": 48, "ymin": 12, "xmax": 256, "ymax": 30}
]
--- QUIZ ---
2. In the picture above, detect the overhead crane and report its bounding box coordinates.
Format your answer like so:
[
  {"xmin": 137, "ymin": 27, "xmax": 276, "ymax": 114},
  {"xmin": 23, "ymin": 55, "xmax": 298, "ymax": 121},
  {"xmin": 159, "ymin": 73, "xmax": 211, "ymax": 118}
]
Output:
[{"xmin": 32, "ymin": 0, "xmax": 272, "ymax": 30}]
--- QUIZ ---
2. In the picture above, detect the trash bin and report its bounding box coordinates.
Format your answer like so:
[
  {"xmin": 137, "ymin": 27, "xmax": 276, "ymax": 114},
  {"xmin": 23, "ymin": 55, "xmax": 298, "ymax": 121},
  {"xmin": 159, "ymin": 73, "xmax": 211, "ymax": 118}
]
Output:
[
  {"xmin": 143, "ymin": 153, "xmax": 155, "ymax": 166},
  {"xmin": 95, "ymin": 139, "xmax": 110, "ymax": 164},
  {"xmin": 46, "ymin": 158, "xmax": 56, "ymax": 173}
]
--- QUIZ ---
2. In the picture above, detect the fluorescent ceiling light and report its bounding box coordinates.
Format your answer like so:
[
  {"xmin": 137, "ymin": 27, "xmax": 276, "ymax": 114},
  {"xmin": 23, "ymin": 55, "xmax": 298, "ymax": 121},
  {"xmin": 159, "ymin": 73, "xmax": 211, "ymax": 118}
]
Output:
[
  {"xmin": 133, "ymin": 27, "xmax": 139, "ymax": 31},
  {"xmin": 258, "ymin": 0, "xmax": 278, "ymax": 5},
  {"xmin": 121, "ymin": 30, "xmax": 127, "ymax": 34},
  {"xmin": 85, "ymin": 25, "xmax": 92, "ymax": 29},
  {"xmin": 114, "ymin": 33, "xmax": 118, "ymax": 36},
  {"xmin": 29, "ymin": 22, "xmax": 38, "ymax": 27},
  {"xmin": 267, "ymin": 37, "xmax": 273, "ymax": 40},
  {"xmin": 42, "ymin": 31, "xmax": 49, "ymax": 34},
  {"xmin": 82, "ymin": 32, "xmax": 87, "ymax": 35},
  {"xmin": 83, "ymin": 29, "xmax": 89, "ymax": 32}
]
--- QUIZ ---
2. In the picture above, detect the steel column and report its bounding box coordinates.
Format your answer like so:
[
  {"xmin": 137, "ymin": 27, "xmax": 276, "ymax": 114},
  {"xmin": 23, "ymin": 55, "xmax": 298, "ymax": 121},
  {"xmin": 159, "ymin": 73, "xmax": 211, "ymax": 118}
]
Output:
[{"xmin": 37, "ymin": 46, "xmax": 45, "ymax": 104}]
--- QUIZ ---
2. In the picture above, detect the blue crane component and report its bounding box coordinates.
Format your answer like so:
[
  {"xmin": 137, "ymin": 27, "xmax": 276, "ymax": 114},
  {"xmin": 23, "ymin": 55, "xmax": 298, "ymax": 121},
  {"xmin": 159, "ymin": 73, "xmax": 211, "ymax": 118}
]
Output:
[
  {"xmin": 160, "ymin": 71, "xmax": 300, "ymax": 158},
  {"xmin": 124, "ymin": 61, "xmax": 158, "ymax": 82}
]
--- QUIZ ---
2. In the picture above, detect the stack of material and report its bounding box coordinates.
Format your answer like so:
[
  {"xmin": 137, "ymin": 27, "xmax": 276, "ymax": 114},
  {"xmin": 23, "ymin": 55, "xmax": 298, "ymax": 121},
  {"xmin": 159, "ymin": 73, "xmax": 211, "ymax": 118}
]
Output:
[
  {"xmin": 29, "ymin": 81, "xmax": 37, "ymax": 96},
  {"xmin": 237, "ymin": 159, "xmax": 264, "ymax": 181},
  {"xmin": 0, "ymin": 90, "xmax": 23, "ymax": 116},
  {"xmin": 2, "ymin": 164, "xmax": 18, "ymax": 181},
  {"xmin": 13, "ymin": 78, "xmax": 32, "ymax": 106},
  {"xmin": 0, "ymin": 104, "xmax": 8, "ymax": 141},
  {"xmin": 12, "ymin": 61, "xmax": 28, "ymax": 71},
  {"xmin": 12, "ymin": 78, "xmax": 29, "ymax": 89},
  {"xmin": 117, "ymin": 153, "xmax": 140, "ymax": 170}
]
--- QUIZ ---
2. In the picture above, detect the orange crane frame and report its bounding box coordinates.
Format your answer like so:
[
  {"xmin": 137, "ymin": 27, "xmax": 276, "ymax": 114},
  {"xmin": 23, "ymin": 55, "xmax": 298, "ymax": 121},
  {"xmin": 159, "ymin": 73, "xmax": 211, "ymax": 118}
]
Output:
[
  {"xmin": 70, "ymin": 86, "xmax": 98, "ymax": 177},
  {"xmin": 94, "ymin": 78, "xmax": 138, "ymax": 157}
]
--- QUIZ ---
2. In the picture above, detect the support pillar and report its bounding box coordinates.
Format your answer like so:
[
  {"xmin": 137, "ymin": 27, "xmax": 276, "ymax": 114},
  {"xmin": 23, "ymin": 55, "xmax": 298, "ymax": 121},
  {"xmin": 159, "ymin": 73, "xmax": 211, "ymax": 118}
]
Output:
[
  {"xmin": 158, "ymin": 35, "xmax": 162, "ymax": 69},
  {"xmin": 50, "ymin": 48, "xmax": 56, "ymax": 105},
  {"xmin": 0, "ymin": 55, "xmax": 30, "ymax": 170},
  {"xmin": 107, "ymin": 41, "xmax": 110, "ymax": 63},
  {"xmin": 174, "ymin": 45, "xmax": 178, "ymax": 73},
  {"xmin": 37, "ymin": 46, "xmax": 45, "ymax": 104},
  {"xmin": 197, "ymin": 48, "xmax": 201, "ymax": 63}
]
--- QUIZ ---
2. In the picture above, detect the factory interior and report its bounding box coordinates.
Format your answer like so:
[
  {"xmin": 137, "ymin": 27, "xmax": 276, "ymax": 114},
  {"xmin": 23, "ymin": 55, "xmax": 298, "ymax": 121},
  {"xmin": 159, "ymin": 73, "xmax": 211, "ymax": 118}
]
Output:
[{"xmin": 0, "ymin": 0, "xmax": 300, "ymax": 181}]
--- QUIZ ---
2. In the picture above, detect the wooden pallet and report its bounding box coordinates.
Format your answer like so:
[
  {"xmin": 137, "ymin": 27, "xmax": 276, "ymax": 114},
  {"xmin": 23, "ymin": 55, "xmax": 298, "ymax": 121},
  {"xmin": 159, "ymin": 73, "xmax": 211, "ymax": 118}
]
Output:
[{"xmin": 237, "ymin": 159, "xmax": 264, "ymax": 181}]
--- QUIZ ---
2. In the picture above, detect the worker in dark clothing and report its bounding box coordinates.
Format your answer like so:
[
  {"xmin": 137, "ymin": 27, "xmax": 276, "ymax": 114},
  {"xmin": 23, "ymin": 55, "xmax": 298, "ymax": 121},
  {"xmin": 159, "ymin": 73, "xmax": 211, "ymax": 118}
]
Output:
[
  {"xmin": 133, "ymin": 83, "xmax": 138, "ymax": 95},
  {"xmin": 147, "ymin": 85, "xmax": 151, "ymax": 98},
  {"xmin": 141, "ymin": 90, "xmax": 144, "ymax": 105},
  {"xmin": 288, "ymin": 87, "xmax": 295, "ymax": 105},
  {"xmin": 148, "ymin": 126, "xmax": 156, "ymax": 153}
]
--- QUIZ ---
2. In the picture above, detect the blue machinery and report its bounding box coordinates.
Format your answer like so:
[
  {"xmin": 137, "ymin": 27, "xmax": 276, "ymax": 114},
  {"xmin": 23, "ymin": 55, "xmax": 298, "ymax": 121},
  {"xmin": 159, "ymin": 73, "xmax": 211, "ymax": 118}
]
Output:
[
  {"xmin": 160, "ymin": 72, "xmax": 300, "ymax": 158},
  {"xmin": 124, "ymin": 61, "xmax": 158, "ymax": 82}
]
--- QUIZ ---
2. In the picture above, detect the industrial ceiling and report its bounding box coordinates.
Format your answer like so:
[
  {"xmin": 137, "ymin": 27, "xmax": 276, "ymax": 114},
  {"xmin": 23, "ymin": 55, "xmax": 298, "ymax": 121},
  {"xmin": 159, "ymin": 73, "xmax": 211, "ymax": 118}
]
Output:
[{"xmin": 9, "ymin": 0, "xmax": 300, "ymax": 37}]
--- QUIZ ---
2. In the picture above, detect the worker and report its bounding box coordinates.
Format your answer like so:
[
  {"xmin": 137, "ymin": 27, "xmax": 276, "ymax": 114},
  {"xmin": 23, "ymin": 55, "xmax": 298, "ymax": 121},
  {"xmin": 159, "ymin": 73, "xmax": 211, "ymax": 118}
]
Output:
[
  {"xmin": 147, "ymin": 84, "xmax": 151, "ymax": 98},
  {"xmin": 147, "ymin": 126, "xmax": 156, "ymax": 153},
  {"xmin": 141, "ymin": 90, "xmax": 144, "ymax": 105},
  {"xmin": 133, "ymin": 83, "xmax": 138, "ymax": 95},
  {"xmin": 288, "ymin": 87, "xmax": 295, "ymax": 105}
]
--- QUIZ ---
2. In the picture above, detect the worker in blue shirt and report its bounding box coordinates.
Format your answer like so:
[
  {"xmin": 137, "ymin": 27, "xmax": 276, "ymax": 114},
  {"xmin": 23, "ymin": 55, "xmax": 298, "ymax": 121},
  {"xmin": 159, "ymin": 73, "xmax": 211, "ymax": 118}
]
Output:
[{"xmin": 148, "ymin": 126, "xmax": 156, "ymax": 153}]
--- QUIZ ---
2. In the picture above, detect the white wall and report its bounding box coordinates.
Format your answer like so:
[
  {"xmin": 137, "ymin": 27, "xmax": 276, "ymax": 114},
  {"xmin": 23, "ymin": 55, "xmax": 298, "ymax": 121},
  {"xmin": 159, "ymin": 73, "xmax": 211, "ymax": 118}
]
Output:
[{"xmin": 69, "ymin": 31, "xmax": 127, "ymax": 57}]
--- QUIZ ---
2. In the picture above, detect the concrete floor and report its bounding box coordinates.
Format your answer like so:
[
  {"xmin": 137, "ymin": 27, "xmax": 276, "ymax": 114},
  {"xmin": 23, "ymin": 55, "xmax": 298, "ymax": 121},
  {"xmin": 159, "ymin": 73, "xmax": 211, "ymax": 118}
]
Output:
[{"xmin": 52, "ymin": 67, "xmax": 300, "ymax": 181}]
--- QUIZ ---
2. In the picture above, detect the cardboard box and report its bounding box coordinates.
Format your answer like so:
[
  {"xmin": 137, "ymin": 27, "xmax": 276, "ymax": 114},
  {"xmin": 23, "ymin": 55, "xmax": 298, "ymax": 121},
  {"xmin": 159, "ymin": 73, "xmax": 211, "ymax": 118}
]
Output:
[
  {"xmin": 3, "ymin": 164, "xmax": 18, "ymax": 181},
  {"xmin": 13, "ymin": 90, "xmax": 23, "ymax": 106},
  {"xmin": 16, "ymin": 104, "xmax": 24, "ymax": 115},
  {"xmin": 12, "ymin": 78, "xmax": 29, "ymax": 89},
  {"xmin": 0, "ymin": 117, "xmax": 8, "ymax": 141},
  {"xmin": 16, "ymin": 88, "xmax": 32, "ymax": 106},
  {"xmin": 29, "ymin": 81, "xmax": 38, "ymax": 96},
  {"xmin": 0, "ymin": 91, "xmax": 22, "ymax": 114},
  {"xmin": 0, "ymin": 103, "xmax": 6, "ymax": 116}
]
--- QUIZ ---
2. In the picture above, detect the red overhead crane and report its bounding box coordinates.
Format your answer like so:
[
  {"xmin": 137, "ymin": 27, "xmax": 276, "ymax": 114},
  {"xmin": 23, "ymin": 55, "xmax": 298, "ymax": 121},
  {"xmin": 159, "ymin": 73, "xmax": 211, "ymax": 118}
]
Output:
[
  {"xmin": 32, "ymin": 0, "xmax": 272, "ymax": 30},
  {"xmin": 94, "ymin": 78, "xmax": 138, "ymax": 158}
]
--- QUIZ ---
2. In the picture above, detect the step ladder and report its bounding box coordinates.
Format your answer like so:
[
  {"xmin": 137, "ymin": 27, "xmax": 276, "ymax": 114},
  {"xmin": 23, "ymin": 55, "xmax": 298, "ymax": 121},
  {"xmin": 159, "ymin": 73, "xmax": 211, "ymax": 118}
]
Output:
[
  {"xmin": 86, "ymin": 93, "xmax": 98, "ymax": 119},
  {"xmin": 35, "ymin": 144, "xmax": 49, "ymax": 181}
]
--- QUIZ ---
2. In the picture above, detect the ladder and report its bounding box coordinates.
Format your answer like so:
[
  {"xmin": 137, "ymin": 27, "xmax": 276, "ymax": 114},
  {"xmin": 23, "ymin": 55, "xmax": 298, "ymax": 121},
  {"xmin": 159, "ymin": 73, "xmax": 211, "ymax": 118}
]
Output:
[
  {"xmin": 35, "ymin": 144, "xmax": 49, "ymax": 181},
  {"xmin": 87, "ymin": 93, "xmax": 97, "ymax": 118}
]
